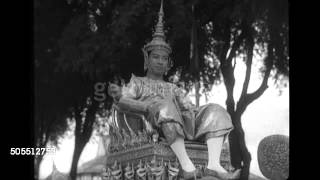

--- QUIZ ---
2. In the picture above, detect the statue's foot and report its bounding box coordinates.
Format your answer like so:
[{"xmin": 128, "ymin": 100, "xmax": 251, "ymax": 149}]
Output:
[
  {"xmin": 178, "ymin": 168, "xmax": 201, "ymax": 180},
  {"xmin": 204, "ymin": 168, "xmax": 241, "ymax": 180}
]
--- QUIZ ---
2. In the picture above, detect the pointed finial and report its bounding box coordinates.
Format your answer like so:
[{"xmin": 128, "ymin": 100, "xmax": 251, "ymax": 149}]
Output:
[
  {"xmin": 153, "ymin": 0, "xmax": 165, "ymax": 41},
  {"xmin": 143, "ymin": 0, "xmax": 171, "ymax": 55},
  {"xmin": 160, "ymin": 0, "xmax": 164, "ymax": 13}
]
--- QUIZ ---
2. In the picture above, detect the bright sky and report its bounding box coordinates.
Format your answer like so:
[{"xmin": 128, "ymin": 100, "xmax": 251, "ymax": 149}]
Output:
[{"xmin": 39, "ymin": 56, "xmax": 289, "ymax": 179}]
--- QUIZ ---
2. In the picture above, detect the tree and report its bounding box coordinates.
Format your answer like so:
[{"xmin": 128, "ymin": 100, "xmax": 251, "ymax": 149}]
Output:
[
  {"xmin": 34, "ymin": 1, "xmax": 110, "ymax": 179},
  {"xmin": 199, "ymin": 0, "xmax": 289, "ymax": 179},
  {"xmin": 34, "ymin": 66, "xmax": 71, "ymax": 179},
  {"xmin": 45, "ymin": 0, "xmax": 155, "ymax": 178},
  {"xmin": 34, "ymin": 0, "xmax": 75, "ymax": 178}
]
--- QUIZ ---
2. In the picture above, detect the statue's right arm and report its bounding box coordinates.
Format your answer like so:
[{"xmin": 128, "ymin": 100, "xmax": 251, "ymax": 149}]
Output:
[
  {"xmin": 116, "ymin": 98, "xmax": 148, "ymax": 114},
  {"xmin": 114, "ymin": 75, "xmax": 147, "ymax": 114}
]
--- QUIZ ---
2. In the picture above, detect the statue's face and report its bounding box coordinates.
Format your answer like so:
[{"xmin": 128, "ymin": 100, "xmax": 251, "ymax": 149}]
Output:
[{"xmin": 147, "ymin": 49, "xmax": 169, "ymax": 76}]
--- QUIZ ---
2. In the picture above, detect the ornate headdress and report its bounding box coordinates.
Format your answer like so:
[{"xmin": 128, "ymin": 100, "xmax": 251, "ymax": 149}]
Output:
[{"xmin": 142, "ymin": 0, "xmax": 172, "ymax": 71}]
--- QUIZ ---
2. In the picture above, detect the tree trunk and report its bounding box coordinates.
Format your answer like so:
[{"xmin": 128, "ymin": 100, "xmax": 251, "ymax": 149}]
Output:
[
  {"xmin": 69, "ymin": 100, "xmax": 97, "ymax": 180},
  {"xmin": 35, "ymin": 135, "xmax": 48, "ymax": 180},
  {"xmin": 190, "ymin": 3, "xmax": 200, "ymax": 108},
  {"xmin": 69, "ymin": 104, "xmax": 86, "ymax": 180},
  {"xmin": 34, "ymin": 154, "xmax": 44, "ymax": 179},
  {"xmin": 195, "ymin": 80, "xmax": 200, "ymax": 108},
  {"xmin": 69, "ymin": 139, "xmax": 86, "ymax": 180},
  {"xmin": 228, "ymin": 112, "xmax": 252, "ymax": 180}
]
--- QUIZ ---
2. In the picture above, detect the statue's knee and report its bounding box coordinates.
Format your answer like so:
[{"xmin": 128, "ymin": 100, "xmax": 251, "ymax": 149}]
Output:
[
  {"xmin": 204, "ymin": 103, "xmax": 232, "ymax": 126},
  {"xmin": 205, "ymin": 103, "xmax": 229, "ymax": 117},
  {"xmin": 206, "ymin": 103, "xmax": 225, "ymax": 112},
  {"xmin": 161, "ymin": 122, "xmax": 184, "ymax": 145}
]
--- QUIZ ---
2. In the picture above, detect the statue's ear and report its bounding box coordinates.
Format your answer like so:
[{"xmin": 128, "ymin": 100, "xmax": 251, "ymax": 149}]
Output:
[{"xmin": 142, "ymin": 48, "xmax": 148, "ymax": 71}]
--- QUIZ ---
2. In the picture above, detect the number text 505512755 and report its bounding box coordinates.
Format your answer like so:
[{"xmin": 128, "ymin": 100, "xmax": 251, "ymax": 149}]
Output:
[{"xmin": 10, "ymin": 147, "xmax": 56, "ymax": 156}]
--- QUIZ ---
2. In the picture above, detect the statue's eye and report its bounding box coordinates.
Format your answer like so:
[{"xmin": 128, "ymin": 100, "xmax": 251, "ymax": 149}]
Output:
[{"xmin": 152, "ymin": 55, "xmax": 159, "ymax": 59}]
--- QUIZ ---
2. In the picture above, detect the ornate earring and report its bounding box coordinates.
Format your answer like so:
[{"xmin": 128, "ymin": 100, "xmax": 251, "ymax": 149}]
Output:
[
  {"xmin": 169, "ymin": 58, "xmax": 174, "ymax": 69},
  {"xmin": 142, "ymin": 48, "xmax": 148, "ymax": 71}
]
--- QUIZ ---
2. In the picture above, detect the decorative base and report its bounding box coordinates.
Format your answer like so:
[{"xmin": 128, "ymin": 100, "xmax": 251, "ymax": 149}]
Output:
[
  {"xmin": 103, "ymin": 140, "xmax": 231, "ymax": 180},
  {"xmin": 107, "ymin": 141, "xmax": 216, "ymax": 167}
]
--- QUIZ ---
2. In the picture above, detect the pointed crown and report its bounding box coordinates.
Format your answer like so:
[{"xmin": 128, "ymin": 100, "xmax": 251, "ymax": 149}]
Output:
[{"xmin": 143, "ymin": 0, "xmax": 171, "ymax": 54}]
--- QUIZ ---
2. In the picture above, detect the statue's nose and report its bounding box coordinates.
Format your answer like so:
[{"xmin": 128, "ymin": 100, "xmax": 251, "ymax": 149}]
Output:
[{"xmin": 156, "ymin": 62, "xmax": 164, "ymax": 66}]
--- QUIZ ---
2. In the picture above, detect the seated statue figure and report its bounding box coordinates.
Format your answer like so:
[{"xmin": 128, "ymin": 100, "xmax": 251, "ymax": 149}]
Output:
[{"xmin": 108, "ymin": 1, "xmax": 241, "ymax": 179}]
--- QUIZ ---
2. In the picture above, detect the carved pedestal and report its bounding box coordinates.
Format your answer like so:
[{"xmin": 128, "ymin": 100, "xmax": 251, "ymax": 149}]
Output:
[
  {"xmin": 106, "ymin": 141, "xmax": 229, "ymax": 168},
  {"xmin": 103, "ymin": 138, "xmax": 230, "ymax": 180},
  {"xmin": 101, "ymin": 109, "xmax": 232, "ymax": 179}
]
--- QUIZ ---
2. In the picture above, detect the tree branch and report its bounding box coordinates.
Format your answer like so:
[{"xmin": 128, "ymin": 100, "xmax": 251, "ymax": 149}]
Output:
[
  {"xmin": 236, "ymin": 44, "xmax": 273, "ymax": 115},
  {"xmin": 219, "ymin": 22, "xmax": 231, "ymax": 67},
  {"xmin": 217, "ymin": 22, "xmax": 237, "ymax": 114},
  {"xmin": 240, "ymin": 31, "xmax": 254, "ymax": 99},
  {"xmin": 226, "ymin": 30, "xmax": 246, "ymax": 65},
  {"xmin": 222, "ymin": 25, "xmax": 247, "ymax": 115},
  {"xmin": 232, "ymin": 56, "xmax": 237, "ymax": 71},
  {"xmin": 221, "ymin": 61, "xmax": 236, "ymax": 115},
  {"xmin": 246, "ymin": 61, "xmax": 271, "ymax": 104},
  {"xmin": 74, "ymin": 103, "xmax": 83, "ymax": 137}
]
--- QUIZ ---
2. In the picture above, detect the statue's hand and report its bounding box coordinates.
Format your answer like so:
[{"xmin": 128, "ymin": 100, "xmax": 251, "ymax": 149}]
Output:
[
  {"xmin": 146, "ymin": 101, "xmax": 161, "ymax": 116},
  {"xmin": 108, "ymin": 83, "xmax": 122, "ymax": 101}
]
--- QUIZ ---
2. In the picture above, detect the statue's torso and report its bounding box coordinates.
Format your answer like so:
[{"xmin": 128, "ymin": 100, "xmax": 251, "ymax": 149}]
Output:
[{"xmin": 133, "ymin": 76, "xmax": 177, "ymax": 102}]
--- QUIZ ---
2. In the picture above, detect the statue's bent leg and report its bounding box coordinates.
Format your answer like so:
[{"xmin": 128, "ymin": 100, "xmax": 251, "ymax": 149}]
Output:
[
  {"xmin": 194, "ymin": 103, "xmax": 240, "ymax": 178},
  {"xmin": 194, "ymin": 103, "xmax": 233, "ymax": 142},
  {"xmin": 161, "ymin": 122, "xmax": 196, "ymax": 173},
  {"xmin": 161, "ymin": 122, "xmax": 185, "ymax": 145},
  {"xmin": 148, "ymin": 99, "xmax": 197, "ymax": 172}
]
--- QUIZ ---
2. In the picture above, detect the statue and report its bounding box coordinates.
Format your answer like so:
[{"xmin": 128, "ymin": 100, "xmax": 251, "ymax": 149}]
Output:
[
  {"xmin": 124, "ymin": 163, "xmax": 135, "ymax": 180},
  {"xmin": 168, "ymin": 159, "xmax": 179, "ymax": 180},
  {"xmin": 108, "ymin": 127, "xmax": 125, "ymax": 153},
  {"xmin": 129, "ymin": 129, "xmax": 139, "ymax": 147},
  {"xmin": 147, "ymin": 157, "xmax": 165, "ymax": 180},
  {"xmin": 136, "ymin": 160, "xmax": 147, "ymax": 180},
  {"xmin": 101, "ymin": 167, "xmax": 112, "ymax": 180},
  {"xmin": 108, "ymin": 0, "xmax": 241, "ymax": 179},
  {"xmin": 140, "ymin": 130, "xmax": 150, "ymax": 144},
  {"xmin": 147, "ymin": 156, "xmax": 165, "ymax": 180},
  {"xmin": 122, "ymin": 129, "xmax": 132, "ymax": 148},
  {"xmin": 151, "ymin": 131, "xmax": 160, "ymax": 143},
  {"xmin": 111, "ymin": 161, "xmax": 122, "ymax": 180}
]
